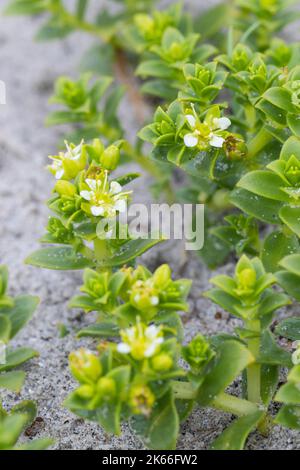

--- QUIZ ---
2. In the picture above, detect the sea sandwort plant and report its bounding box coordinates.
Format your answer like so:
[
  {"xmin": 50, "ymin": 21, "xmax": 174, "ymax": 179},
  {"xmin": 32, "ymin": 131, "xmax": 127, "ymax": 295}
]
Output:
[{"xmin": 5, "ymin": 0, "xmax": 300, "ymax": 450}]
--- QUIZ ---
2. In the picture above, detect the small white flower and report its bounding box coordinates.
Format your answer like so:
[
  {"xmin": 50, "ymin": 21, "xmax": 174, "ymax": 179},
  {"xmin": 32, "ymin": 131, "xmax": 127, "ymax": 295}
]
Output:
[
  {"xmin": 117, "ymin": 321, "xmax": 164, "ymax": 360},
  {"xmin": 183, "ymin": 108, "xmax": 231, "ymax": 150},
  {"xmin": 80, "ymin": 172, "xmax": 131, "ymax": 218},
  {"xmin": 48, "ymin": 140, "xmax": 85, "ymax": 180}
]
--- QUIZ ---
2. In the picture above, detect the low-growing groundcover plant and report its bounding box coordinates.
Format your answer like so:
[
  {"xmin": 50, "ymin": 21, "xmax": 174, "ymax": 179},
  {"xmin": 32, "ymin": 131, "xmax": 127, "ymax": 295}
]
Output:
[
  {"xmin": 0, "ymin": 266, "xmax": 52, "ymax": 450},
  {"xmin": 4, "ymin": 0, "xmax": 300, "ymax": 451},
  {"xmin": 0, "ymin": 265, "xmax": 39, "ymax": 393}
]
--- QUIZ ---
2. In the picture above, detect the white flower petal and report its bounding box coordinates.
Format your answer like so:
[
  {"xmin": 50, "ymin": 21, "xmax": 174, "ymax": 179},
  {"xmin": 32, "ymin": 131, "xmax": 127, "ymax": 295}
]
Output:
[
  {"xmin": 210, "ymin": 134, "xmax": 225, "ymax": 148},
  {"xmin": 114, "ymin": 199, "xmax": 127, "ymax": 213},
  {"xmin": 86, "ymin": 179, "xmax": 97, "ymax": 190},
  {"xmin": 150, "ymin": 296, "xmax": 159, "ymax": 306},
  {"xmin": 184, "ymin": 133, "xmax": 198, "ymax": 148},
  {"xmin": 216, "ymin": 117, "xmax": 231, "ymax": 130},
  {"xmin": 144, "ymin": 343, "xmax": 157, "ymax": 358},
  {"xmin": 146, "ymin": 325, "xmax": 160, "ymax": 339},
  {"xmin": 55, "ymin": 169, "xmax": 64, "ymax": 180},
  {"xmin": 186, "ymin": 114, "xmax": 196, "ymax": 128},
  {"xmin": 80, "ymin": 190, "xmax": 92, "ymax": 201},
  {"xmin": 117, "ymin": 343, "xmax": 131, "ymax": 354},
  {"xmin": 110, "ymin": 181, "xmax": 122, "ymax": 194},
  {"xmin": 91, "ymin": 205, "xmax": 105, "ymax": 216}
]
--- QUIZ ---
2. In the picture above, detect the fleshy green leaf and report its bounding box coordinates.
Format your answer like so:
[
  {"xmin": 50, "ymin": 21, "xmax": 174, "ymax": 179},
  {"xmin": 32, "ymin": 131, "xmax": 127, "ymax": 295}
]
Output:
[
  {"xmin": 261, "ymin": 230, "xmax": 299, "ymax": 273},
  {"xmin": 0, "ymin": 347, "xmax": 38, "ymax": 372},
  {"xmin": 279, "ymin": 206, "xmax": 300, "ymax": 237},
  {"xmin": 258, "ymin": 330, "xmax": 291, "ymax": 367},
  {"xmin": 275, "ymin": 317, "xmax": 300, "ymax": 341},
  {"xmin": 0, "ymin": 295, "xmax": 39, "ymax": 339},
  {"xmin": 280, "ymin": 136, "xmax": 300, "ymax": 161},
  {"xmin": 210, "ymin": 411, "xmax": 264, "ymax": 450},
  {"xmin": 77, "ymin": 322, "xmax": 119, "ymax": 338},
  {"xmin": 276, "ymin": 270, "xmax": 300, "ymax": 301},
  {"xmin": 25, "ymin": 247, "xmax": 94, "ymax": 270},
  {"xmin": 197, "ymin": 340, "xmax": 254, "ymax": 406},
  {"xmin": 262, "ymin": 87, "xmax": 296, "ymax": 113},
  {"xmin": 16, "ymin": 438, "xmax": 54, "ymax": 450},
  {"xmin": 279, "ymin": 253, "xmax": 300, "ymax": 276},
  {"xmin": 100, "ymin": 238, "xmax": 164, "ymax": 268},
  {"xmin": 274, "ymin": 404, "xmax": 300, "ymax": 429},
  {"xmin": 130, "ymin": 389, "xmax": 179, "ymax": 450},
  {"xmin": 237, "ymin": 171, "xmax": 289, "ymax": 202},
  {"xmin": 260, "ymin": 365, "xmax": 279, "ymax": 406},
  {"xmin": 0, "ymin": 371, "xmax": 26, "ymax": 392},
  {"xmin": 230, "ymin": 188, "xmax": 282, "ymax": 224},
  {"xmin": 0, "ymin": 315, "xmax": 11, "ymax": 343}
]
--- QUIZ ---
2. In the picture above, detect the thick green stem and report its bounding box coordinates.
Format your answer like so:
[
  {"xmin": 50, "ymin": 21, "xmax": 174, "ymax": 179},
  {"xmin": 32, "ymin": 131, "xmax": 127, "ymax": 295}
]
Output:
[
  {"xmin": 94, "ymin": 239, "xmax": 110, "ymax": 272},
  {"xmin": 246, "ymin": 320, "xmax": 261, "ymax": 405},
  {"xmin": 172, "ymin": 382, "xmax": 259, "ymax": 417},
  {"xmin": 211, "ymin": 392, "xmax": 259, "ymax": 417},
  {"xmin": 247, "ymin": 127, "xmax": 273, "ymax": 159}
]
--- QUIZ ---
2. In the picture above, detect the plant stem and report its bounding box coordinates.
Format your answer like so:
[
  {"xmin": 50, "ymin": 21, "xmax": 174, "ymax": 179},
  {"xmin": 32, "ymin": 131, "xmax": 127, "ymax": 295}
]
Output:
[
  {"xmin": 246, "ymin": 320, "xmax": 261, "ymax": 405},
  {"xmin": 211, "ymin": 392, "xmax": 259, "ymax": 417},
  {"xmin": 172, "ymin": 381, "xmax": 259, "ymax": 417},
  {"xmin": 94, "ymin": 238, "xmax": 110, "ymax": 272},
  {"xmin": 247, "ymin": 127, "xmax": 273, "ymax": 158}
]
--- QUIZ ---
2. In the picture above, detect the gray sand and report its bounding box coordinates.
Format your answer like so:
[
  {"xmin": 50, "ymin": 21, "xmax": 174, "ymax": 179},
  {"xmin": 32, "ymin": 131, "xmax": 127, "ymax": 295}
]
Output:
[{"xmin": 0, "ymin": 0, "xmax": 299, "ymax": 450}]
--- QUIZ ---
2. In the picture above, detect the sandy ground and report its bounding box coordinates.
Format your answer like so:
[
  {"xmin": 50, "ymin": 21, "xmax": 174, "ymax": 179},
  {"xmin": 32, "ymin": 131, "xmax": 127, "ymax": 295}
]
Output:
[{"xmin": 0, "ymin": 0, "xmax": 300, "ymax": 450}]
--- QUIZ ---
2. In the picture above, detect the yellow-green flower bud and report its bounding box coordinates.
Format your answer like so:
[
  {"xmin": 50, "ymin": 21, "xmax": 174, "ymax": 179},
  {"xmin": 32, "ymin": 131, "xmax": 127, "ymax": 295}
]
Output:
[
  {"xmin": 100, "ymin": 145, "xmax": 120, "ymax": 171},
  {"xmin": 96, "ymin": 377, "xmax": 116, "ymax": 400},
  {"xmin": 54, "ymin": 180, "xmax": 77, "ymax": 197},
  {"xmin": 152, "ymin": 264, "xmax": 171, "ymax": 288},
  {"xmin": 151, "ymin": 353, "xmax": 173, "ymax": 371},
  {"xmin": 130, "ymin": 281, "xmax": 160, "ymax": 312},
  {"xmin": 169, "ymin": 42, "xmax": 184, "ymax": 60},
  {"xmin": 129, "ymin": 384, "xmax": 155, "ymax": 416},
  {"xmin": 76, "ymin": 384, "xmax": 95, "ymax": 399},
  {"xmin": 86, "ymin": 139, "xmax": 105, "ymax": 163},
  {"xmin": 134, "ymin": 14, "xmax": 154, "ymax": 37},
  {"xmin": 69, "ymin": 348, "xmax": 102, "ymax": 385},
  {"xmin": 238, "ymin": 268, "xmax": 256, "ymax": 289}
]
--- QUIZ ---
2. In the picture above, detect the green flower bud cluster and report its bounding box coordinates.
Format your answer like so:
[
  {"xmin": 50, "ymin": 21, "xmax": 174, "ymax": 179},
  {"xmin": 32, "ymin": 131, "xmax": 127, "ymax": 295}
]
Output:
[
  {"xmin": 131, "ymin": 3, "xmax": 181, "ymax": 50},
  {"xmin": 207, "ymin": 255, "xmax": 287, "ymax": 321},
  {"xmin": 182, "ymin": 334, "xmax": 215, "ymax": 373},
  {"xmin": 69, "ymin": 349, "xmax": 118, "ymax": 409},
  {"xmin": 70, "ymin": 263, "xmax": 191, "ymax": 324},
  {"xmin": 52, "ymin": 76, "xmax": 89, "ymax": 110}
]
